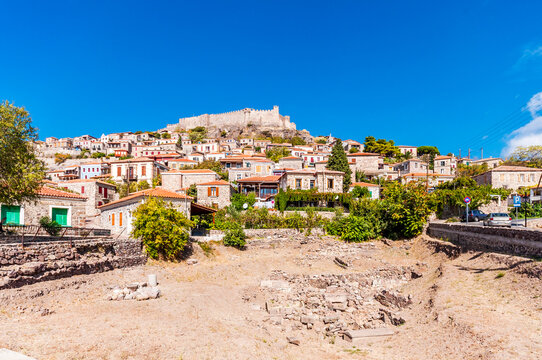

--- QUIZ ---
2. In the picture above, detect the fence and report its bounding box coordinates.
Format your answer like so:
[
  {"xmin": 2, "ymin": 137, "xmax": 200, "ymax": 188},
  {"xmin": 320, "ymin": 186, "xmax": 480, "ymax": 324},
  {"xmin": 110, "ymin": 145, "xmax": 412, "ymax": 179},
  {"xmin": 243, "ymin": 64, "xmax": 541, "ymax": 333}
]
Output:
[{"xmin": 0, "ymin": 224, "xmax": 111, "ymax": 244}]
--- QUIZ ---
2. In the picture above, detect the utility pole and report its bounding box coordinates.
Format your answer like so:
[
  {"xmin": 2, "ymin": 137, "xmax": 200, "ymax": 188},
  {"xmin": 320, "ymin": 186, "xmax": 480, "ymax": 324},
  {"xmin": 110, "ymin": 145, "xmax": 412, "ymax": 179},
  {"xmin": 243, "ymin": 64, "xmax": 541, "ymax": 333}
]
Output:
[
  {"xmin": 468, "ymin": 148, "xmax": 471, "ymax": 159},
  {"xmin": 459, "ymin": 148, "xmax": 461, "ymax": 159},
  {"xmin": 481, "ymin": 147, "xmax": 484, "ymax": 160}
]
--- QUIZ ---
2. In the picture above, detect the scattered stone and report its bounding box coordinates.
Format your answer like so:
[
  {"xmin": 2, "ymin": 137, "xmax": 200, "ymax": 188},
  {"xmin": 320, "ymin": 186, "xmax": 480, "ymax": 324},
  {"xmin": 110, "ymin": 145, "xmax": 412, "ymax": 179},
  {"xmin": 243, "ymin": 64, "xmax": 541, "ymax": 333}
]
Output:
[
  {"xmin": 287, "ymin": 336, "xmax": 300, "ymax": 345},
  {"xmin": 344, "ymin": 328, "xmax": 395, "ymax": 341},
  {"xmin": 334, "ymin": 257, "xmax": 349, "ymax": 269},
  {"xmin": 375, "ymin": 290, "xmax": 412, "ymax": 309},
  {"xmin": 105, "ymin": 281, "xmax": 161, "ymax": 301},
  {"xmin": 187, "ymin": 259, "xmax": 198, "ymax": 265}
]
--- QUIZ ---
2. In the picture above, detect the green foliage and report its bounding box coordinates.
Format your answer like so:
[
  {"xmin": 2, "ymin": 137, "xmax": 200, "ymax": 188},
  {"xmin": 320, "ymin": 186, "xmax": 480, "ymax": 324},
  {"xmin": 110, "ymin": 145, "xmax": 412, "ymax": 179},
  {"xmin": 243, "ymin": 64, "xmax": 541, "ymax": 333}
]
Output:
[
  {"xmin": 187, "ymin": 184, "xmax": 197, "ymax": 197},
  {"xmin": 315, "ymin": 138, "xmax": 327, "ymax": 144},
  {"xmin": 436, "ymin": 176, "xmax": 477, "ymax": 189},
  {"xmin": 222, "ymin": 222, "xmax": 246, "ymax": 248},
  {"xmin": 192, "ymin": 160, "xmax": 228, "ymax": 180},
  {"xmin": 188, "ymin": 126, "xmax": 207, "ymax": 143},
  {"xmin": 351, "ymin": 185, "xmax": 370, "ymax": 199},
  {"xmin": 274, "ymin": 189, "xmax": 353, "ymax": 212},
  {"xmin": 54, "ymin": 153, "xmax": 71, "ymax": 164},
  {"xmin": 380, "ymin": 182, "xmax": 435, "ymax": 239},
  {"xmin": 231, "ymin": 192, "xmax": 257, "ymax": 211},
  {"xmin": 355, "ymin": 170, "xmax": 368, "ymax": 183},
  {"xmin": 39, "ymin": 216, "xmax": 62, "ymax": 236},
  {"xmin": 91, "ymin": 152, "xmax": 107, "ymax": 159},
  {"xmin": 131, "ymin": 197, "xmax": 194, "ymax": 260},
  {"xmin": 0, "ymin": 101, "xmax": 46, "ymax": 205},
  {"xmin": 417, "ymin": 146, "xmax": 440, "ymax": 157},
  {"xmin": 432, "ymin": 182, "xmax": 511, "ymax": 216},
  {"xmin": 509, "ymin": 201, "xmax": 542, "ymax": 219},
  {"xmin": 137, "ymin": 180, "xmax": 150, "ymax": 191},
  {"xmin": 266, "ymin": 147, "xmax": 291, "ymax": 162},
  {"xmin": 325, "ymin": 215, "xmax": 377, "ymax": 242},
  {"xmin": 220, "ymin": 130, "xmax": 227, "ymax": 138},
  {"xmin": 326, "ymin": 139, "xmax": 352, "ymax": 191},
  {"xmin": 118, "ymin": 180, "xmax": 151, "ymax": 198},
  {"xmin": 152, "ymin": 174, "xmax": 161, "ymax": 188},
  {"xmin": 508, "ymin": 145, "xmax": 542, "ymax": 167},
  {"xmin": 161, "ymin": 133, "xmax": 171, "ymax": 139},
  {"xmin": 349, "ymin": 147, "xmax": 359, "ymax": 153},
  {"xmin": 363, "ymin": 136, "xmax": 400, "ymax": 158},
  {"xmin": 456, "ymin": 163, "xmax": 488, "ymax": 177},
  {"xmin": 289, "ymin": 136, "xmax": 306, "ymax": 146}
]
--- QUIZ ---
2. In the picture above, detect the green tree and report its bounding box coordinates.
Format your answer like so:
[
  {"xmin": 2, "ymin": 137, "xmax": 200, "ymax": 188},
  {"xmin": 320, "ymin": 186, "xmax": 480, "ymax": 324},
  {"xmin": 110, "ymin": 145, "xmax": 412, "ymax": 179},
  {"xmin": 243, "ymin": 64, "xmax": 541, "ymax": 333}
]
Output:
[
  {"xmin": 0, "ymin": 101, "xmax": 46, "ymax": 205},
  {"xmin": 363, "ymin": 136, "xmax": 400, "ymax": 157},
  {"xmin": 327, "ymin": 139, "xmax": 352, "ymax": 192},
  {"xmin": 266, "ymin": 147, "xmax": 291, "ymax": 162},
  {"xmin": 417, "ymin": 146, "xmax": 440, "ymax": 157},
  {"xmin": 351, "ymin": 185, "xmax": 370, "ymax": 199},
  {"xmin": 289, "ymin": 136, "xmax": 306, "ymax": 146},
  {"xmin": 132, "ymin": 197, "xmax": 194, "ymax": 260},
  {"xmin": 193, "ymin": 160, "xmax": 228, "ymax": 180},
  {"xmin": 188, "ymin": 126, "xmax": 207, "ymax": 143},
  {"xmin": 509, "ymin": 145, "xmax": 542, "ymax": 167}
]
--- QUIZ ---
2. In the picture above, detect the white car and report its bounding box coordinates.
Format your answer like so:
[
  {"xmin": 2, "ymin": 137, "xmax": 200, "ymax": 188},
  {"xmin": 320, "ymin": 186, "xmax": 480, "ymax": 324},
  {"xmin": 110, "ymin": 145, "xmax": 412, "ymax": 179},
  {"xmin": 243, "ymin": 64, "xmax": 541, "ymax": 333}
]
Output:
[{"xmin": 483, "ymin": 213, "xmax": 512, "ymax": 227}]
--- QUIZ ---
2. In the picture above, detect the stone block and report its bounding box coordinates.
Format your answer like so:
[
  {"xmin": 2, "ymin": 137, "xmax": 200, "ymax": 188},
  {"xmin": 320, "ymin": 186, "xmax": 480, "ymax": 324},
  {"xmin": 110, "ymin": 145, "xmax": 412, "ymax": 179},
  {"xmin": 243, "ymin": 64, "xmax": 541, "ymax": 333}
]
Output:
[{"xmin": 344, "ymin": 328, "xmax": 395, "ymax": 342}]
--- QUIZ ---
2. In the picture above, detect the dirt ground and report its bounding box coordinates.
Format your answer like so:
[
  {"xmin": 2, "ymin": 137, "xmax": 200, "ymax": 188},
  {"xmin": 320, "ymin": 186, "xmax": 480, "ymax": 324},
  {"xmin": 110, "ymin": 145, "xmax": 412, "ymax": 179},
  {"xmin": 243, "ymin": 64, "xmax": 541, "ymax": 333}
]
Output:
[{"xmin": 0, "ymin": 234, "xmax": 541, "ymax": 360}]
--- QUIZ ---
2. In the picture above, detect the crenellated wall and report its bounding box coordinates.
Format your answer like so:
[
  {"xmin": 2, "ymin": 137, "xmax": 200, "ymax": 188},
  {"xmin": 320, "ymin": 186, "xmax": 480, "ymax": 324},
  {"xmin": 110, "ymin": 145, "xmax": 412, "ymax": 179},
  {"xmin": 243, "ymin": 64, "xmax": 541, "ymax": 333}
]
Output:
[{"xmin": 166, "ymin": 106, "xmax": 296, "ymax": 131}]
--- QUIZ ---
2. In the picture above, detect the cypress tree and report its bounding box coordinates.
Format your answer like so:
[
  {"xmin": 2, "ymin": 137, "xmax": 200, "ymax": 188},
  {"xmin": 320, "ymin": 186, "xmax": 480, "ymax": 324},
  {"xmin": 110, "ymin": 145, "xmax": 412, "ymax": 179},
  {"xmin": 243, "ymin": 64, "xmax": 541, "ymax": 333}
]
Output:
[{"xmin": 326, "ymin": 139, "xmax": 352, "ymax": 192}]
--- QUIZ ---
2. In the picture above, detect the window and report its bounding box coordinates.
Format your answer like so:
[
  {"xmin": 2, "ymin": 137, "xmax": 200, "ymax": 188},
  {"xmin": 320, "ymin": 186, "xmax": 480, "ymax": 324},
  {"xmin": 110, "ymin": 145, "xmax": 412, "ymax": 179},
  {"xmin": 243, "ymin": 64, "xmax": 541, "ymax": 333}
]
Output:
[
  {"xmin": 112, "ymin": 213, "xmax": 115, "ymax": 226},
  {"xmin": 500, "ymin": 174, "xmax": 504, "ymax": 182},
  {"xmin": 117, "ymin": 167, "xmax": 121, "ymax": 177},
  {"xmin": 99, "ymin": 187, "xmax": 102, "ymax": 194},
  {"xmin": 119, "ymin": 212, "xmax": 123, "ymax": 227},
  {"xmin": 208, "ymin": 187, "xmax": 218, "ymax": 197},
  {"xmin": 440, "ymin": 169, "xmax": 444, "ymax": 174},
  {"xmin": 81, "ymin": 186, "xmax": 85, "ymax": 194},
  {"xmin": 141, "ymin": 165, "xmax": 146, "ymax": 177},
  {"xmin": 440, "ymin": 161, "xmax": 445, "ymax": 166},
  {"xmin": 256, "ymin": 166, "xmax": 262, "ymax": 173},
  {"xmin": 310, "ymin": 180, "xmax": 315, "ymax": 189},
  {"xmin": 520, "ymin": 174, "xmax": 525, "ymax": 182},
  {"xmin": 1, "ymin": 205, "xmax": 21, "ymax": 225},
  {"xmin": 51, "ymin": 208, "xmax": 68, "ymax": 226},
  {"xmin": 530, "ymin": 174, "xmax": 535, "ymax": 182},
  {"xmin": 327, "ymin": 178, "xmax": 334, "ymax": 189},
  {"xmin": 295, "ymin": 179, "xmax": 302, "ymax": 189},
  {"xmin": 104, "ymin": 187, "xmax": 108, "ymax": 198}
]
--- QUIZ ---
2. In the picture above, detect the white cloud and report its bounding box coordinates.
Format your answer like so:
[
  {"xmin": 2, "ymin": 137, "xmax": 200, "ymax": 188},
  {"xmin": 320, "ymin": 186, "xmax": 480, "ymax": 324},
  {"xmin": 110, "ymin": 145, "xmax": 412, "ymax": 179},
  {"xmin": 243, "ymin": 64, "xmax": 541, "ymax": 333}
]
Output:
[{"xmin": 502, "ymin": 92, "xmax": 542, "ymax": 157}]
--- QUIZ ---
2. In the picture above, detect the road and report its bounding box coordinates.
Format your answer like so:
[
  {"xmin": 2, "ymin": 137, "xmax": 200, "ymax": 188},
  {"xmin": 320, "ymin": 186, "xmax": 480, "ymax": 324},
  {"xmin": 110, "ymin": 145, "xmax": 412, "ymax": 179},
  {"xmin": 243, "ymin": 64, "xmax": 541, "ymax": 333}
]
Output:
[{"xmin": 459, "ymin": 217, "xmax": 542, "ymax": 228}]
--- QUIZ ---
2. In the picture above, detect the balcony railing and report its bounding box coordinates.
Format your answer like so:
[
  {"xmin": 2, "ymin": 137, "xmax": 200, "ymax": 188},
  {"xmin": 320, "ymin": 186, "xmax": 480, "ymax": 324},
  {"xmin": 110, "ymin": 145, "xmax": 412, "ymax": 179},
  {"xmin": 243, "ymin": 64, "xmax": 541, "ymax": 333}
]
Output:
[{"xmin": 0, "ymin": 224, "xmax": 111, "ymax": 244}]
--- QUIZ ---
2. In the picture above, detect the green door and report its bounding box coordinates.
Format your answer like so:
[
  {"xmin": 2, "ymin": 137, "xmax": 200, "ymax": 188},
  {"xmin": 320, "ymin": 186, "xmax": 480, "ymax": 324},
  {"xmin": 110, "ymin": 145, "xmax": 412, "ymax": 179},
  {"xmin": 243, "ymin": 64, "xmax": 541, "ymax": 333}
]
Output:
[
  {"xmin": 1, "ymin": 205, "xmax": 21, "ymax": 225},
  {"xmin": 51, "ymin": 208, "xmax": 69, "ymax": 226}
]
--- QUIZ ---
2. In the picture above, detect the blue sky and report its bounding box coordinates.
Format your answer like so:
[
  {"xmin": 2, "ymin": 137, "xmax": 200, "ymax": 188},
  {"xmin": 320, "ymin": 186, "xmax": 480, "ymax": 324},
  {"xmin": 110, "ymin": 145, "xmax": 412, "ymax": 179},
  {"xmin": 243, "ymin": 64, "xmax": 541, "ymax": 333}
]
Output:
[{"xmin": 2, "ymin": 0, "xmax": 542, "ymax": 158}]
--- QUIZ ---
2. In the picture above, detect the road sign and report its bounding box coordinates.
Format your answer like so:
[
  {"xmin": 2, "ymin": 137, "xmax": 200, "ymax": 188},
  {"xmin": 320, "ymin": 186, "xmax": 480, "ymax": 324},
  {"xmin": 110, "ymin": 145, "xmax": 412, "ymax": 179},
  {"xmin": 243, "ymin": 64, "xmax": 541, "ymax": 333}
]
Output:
[
  {"xmin": 464, "ymin": 196, "xmax": 471, "ymax": 204},
  {"xmin": 513, "ymin": 196, "xmax": 522, "ymax": 208}
]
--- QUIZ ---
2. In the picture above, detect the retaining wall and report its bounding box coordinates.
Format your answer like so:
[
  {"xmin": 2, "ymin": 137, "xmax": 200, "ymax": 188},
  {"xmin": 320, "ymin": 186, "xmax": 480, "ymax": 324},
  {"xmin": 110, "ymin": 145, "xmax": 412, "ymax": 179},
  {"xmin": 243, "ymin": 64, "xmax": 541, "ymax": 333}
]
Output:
[
  {"xmin": 0, "ymin": 238, "xmax": 146, "ymax": 289},
  {"xmin": 427, "ymin": 222, "xmax": 542, "ymax": 258}
]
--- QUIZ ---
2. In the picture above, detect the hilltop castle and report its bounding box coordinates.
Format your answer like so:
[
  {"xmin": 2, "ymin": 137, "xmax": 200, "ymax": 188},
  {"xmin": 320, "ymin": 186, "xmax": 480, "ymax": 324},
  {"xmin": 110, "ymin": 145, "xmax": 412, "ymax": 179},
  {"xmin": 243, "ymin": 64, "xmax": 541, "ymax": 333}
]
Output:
[{"xmin": 166, "ymin": 106, "xmax": 296, "ymax": 132}]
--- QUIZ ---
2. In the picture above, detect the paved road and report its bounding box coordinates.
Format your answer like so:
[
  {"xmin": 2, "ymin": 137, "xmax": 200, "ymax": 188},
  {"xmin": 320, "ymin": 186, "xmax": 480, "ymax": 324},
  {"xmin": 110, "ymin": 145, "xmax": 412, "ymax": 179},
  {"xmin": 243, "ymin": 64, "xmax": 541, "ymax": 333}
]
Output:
[{"xmin": 459, "ymin": 217, "xmax": 542, "ymax": 228}]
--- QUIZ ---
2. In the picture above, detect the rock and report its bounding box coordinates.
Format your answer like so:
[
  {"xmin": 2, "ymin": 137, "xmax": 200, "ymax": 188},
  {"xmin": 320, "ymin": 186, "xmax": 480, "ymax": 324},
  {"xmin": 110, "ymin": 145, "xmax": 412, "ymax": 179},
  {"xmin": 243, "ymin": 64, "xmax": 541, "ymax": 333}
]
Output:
[
  {"xmin": 126, "ymin": 283, "xmax": 139, "ymax": 291},
  {"xmin": 300, "ymin": 315, "xmax": 318, "ymax": 324},
  {"xmin": 136, "ymin": 292, "xmax": 150, "ymax": 301},
  {"xmin": 334, "ymin": 257, "xmax": 349, "ymax": 269},
  {"xmin": 187, "ymin": 259, "xmax": 198, "ymax": 265},
  {"xmin": 344, "ymin": 328, "xmax": 395, "ymax": 342},
  {"xmin": 375, "ymin": 290, "xmax": 412, "ymax": 309},
  {"xmin": 287, "ymin": 336, "xmax": 300, "ymax": 345}
]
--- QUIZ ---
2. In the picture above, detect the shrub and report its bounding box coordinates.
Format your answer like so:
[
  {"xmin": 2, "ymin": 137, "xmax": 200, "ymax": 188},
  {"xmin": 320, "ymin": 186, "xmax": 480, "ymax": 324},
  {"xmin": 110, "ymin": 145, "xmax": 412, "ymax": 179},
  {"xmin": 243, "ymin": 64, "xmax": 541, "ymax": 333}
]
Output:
[
  {"xmin": 39, "ymin": 216, "xmax": 62, "ymax": 236},
  {"xmin": 132, "ymin": 197, "xmax": 194, "ymax": 260},
  {"xmin": 223, "ymin": 223, "xmax": 246, "ymax": 249},
  {"xmin": 231, "ymin": 193, "xmax": 256, "ymax": 211},
  {"xmin": 325, "ymin": 215, "xmax": 377, "ymax": 242}
]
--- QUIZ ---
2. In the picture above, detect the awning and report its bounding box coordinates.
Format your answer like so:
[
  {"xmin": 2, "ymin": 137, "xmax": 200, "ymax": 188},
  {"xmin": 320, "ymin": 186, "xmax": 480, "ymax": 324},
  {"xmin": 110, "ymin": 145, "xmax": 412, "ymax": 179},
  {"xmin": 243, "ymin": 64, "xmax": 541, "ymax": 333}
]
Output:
[{"xmin": 191, "ymin": 202, "xmax": 217, "ymax": 216}]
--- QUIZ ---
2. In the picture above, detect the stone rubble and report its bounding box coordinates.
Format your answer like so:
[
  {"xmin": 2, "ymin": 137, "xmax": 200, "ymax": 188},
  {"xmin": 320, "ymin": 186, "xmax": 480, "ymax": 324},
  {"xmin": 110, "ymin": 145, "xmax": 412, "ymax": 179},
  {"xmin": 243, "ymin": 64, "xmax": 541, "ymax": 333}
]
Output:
[
  {"xmin": 253, "ymin": 268, "xmax": 414, "ymax": 339},
  {"xmin": 105, "ymin": 282, "xmax": 161, "ymax": 301}
]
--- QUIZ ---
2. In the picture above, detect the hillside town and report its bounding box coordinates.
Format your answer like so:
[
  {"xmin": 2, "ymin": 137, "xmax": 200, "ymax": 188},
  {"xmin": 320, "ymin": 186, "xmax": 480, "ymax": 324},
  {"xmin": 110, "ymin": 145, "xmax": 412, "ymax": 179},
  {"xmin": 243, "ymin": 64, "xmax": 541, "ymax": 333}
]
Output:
[{"xmin": 9, "ymin": 105, "xmax": 536, "ymax": 236}]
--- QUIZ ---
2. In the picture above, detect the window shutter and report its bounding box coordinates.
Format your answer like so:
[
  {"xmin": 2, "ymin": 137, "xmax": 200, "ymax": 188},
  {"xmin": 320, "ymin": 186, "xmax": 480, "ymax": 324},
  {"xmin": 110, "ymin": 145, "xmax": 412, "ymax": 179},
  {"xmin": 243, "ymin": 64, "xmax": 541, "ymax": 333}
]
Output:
[
  {"xmin": 117, "ymin": 167, "xmax": 121, "ymax": 176},
  {"xmin": 216, "ymin": 187, "xmax": 220, "ymax": 197},
  {"xmin": 208, "ymin": 187, "xmax": 211, "ymax": 196},
  {"xmin": 112, "ymin": 213, "xmax": 115, "ymax": 226}
]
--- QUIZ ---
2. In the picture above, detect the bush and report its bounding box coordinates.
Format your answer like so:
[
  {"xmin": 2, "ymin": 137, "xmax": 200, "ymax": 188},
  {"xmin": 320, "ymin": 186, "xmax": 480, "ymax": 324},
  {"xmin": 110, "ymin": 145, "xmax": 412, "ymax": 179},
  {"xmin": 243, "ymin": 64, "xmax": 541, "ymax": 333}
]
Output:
[
  {"xmin": 223, "ymin": 223, "xmax": 246, "ymax": 249},
  {"xmin": 325, "ymin": 215, "xmax": 378, "ymax": 242},
  {"xmin": 132, "ymin": 197, "xmax": 194, "ymax": 260},
  {"xmin": 39, "ymin": 216, "xmax": 62, "ymax": 236},
  {"xmin": 231, "ymin": 193, "xmax": 256, "ymax": 211}
]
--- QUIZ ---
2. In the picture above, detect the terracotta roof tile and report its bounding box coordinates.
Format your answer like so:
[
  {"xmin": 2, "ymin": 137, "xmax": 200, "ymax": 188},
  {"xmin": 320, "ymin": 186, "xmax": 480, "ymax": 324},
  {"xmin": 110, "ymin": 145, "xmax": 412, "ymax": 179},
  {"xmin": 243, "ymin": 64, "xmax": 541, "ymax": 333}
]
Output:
[
  {"xmin": 347, "ymin": 152, "xmax": 381, "ymax": 157},
  {"xmin": 197, "ymin": 180, "xmax": 232, "ymax": 186},
  {"xmin": 37, "ymin": 186, "xmax": 87, "ymax": 200},
  {"xmin": 98, "ymin": 187, "xmax": 192, "ymax": 209},
  {"xmin": 350, "ymin": 182, "xmax": 379, "ymax": 187},
  {"xmin": 163, "ymin": 169, "xmax": 217, "ymax": 174},
  {"xmin": 237, "ymin": 175, "xmax": 281, "ymax": 183}
]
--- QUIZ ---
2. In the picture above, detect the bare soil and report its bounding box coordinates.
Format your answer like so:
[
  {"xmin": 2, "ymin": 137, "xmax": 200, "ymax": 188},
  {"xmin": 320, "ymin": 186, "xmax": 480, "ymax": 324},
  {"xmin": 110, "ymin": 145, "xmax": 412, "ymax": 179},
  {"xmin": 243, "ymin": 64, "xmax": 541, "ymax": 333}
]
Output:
[{"xmin": 0, "ymin": 234, "xmax": 540, "ymax": 360}]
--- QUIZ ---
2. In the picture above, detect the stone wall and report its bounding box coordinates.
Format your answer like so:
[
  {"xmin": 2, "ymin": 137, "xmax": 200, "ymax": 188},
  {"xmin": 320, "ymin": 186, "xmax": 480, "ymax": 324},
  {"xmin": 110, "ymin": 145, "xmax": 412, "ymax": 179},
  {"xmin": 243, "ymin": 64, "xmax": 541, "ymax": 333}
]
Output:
[
  {"xmin": 196, "ymin": 185, "xmax": 231, "ymax": 209},
  {"xmin": 22, "ymin": 197, "xmax": 87, "ymax": 228},
  {"xmin": 168, "ymin": 106, "xmax": 296, "ymax": 131},
  {"xmin": 244, "ymin": 228, "xmax": 325, "ymax": 238},
  {"xmin": 427, "ymin": 222, "xmax": 542, "ymax": 257},
  {"xmin": 0, "ymin": 238, "xmax": 146, "ymax": 289}
]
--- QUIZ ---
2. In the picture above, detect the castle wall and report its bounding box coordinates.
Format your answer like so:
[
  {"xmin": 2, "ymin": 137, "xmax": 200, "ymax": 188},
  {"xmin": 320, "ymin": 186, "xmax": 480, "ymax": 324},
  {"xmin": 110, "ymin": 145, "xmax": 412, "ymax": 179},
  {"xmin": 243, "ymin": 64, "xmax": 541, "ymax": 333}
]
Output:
[{"xmin": 167, "ymin": 106, "xmax": 296, "ymax": 131}]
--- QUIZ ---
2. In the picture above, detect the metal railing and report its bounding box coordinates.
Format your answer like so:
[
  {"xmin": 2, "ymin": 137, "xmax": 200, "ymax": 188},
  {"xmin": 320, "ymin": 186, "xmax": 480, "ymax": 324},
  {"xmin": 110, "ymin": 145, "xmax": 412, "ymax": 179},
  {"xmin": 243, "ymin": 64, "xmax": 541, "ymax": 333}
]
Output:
[{"xmin": 0, "ymin": 224, "xmax": 111, "ymax": 244}]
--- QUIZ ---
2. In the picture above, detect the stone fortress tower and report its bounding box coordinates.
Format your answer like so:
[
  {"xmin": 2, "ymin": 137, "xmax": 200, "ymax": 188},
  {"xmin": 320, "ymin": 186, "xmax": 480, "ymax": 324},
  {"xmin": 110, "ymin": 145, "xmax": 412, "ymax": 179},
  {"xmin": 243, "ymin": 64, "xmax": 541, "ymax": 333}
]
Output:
[{"xmin": 166, "ymin": 106, "xmax": 296, "ymax": 132}]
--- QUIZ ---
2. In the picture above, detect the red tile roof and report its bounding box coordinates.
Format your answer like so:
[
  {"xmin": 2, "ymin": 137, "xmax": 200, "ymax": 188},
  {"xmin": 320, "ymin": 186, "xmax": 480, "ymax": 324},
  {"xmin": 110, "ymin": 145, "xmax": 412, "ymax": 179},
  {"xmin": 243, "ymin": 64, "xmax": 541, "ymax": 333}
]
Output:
[
  {"xmin": 37, "ymin": 186, "xmax": 87, "ymax": 200},
  {"xmin": 163, "ymin": 169, "xmax": 217, "ymax": 174},
  {"xmin": 98, "ymin": 187, "xmax": 192, "ymax": 209},
  {"xmin": 237, "ymin": 175, "xmax": 282, "ymax": 183},
  {"xmin": 197, "ymin": 180, "xmax": 231, "ymax": 186},
  {"xmin": 347, "ymin": 152, "xmax": 381, "ymax": 157},
  {"xmin": 350, "ymin": 182, "xmax": 379, "ymax": 188}
]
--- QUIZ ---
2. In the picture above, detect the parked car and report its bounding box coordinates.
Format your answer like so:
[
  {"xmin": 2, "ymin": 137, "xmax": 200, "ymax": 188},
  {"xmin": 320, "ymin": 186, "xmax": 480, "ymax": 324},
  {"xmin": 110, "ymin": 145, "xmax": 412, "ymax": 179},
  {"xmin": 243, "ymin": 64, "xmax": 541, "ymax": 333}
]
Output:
[
  {"xmin": 483, "ymin": 213, "xmax": 512, "ymax": 227},
  {"xmin": 461, "ymin": 209, "xmax": 487, "ymax": 222}
]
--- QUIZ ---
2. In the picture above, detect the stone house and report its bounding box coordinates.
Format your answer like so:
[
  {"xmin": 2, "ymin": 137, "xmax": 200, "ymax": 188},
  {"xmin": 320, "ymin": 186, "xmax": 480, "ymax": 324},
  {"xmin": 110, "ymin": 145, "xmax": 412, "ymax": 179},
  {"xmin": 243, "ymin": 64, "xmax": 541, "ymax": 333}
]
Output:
[
  {"xmin": 110, "ymin": 157, "xmax": 168, "ymax": 185},
  {"xmin": 98, "ymin": 188, "xmax": 194, "ymax": 236},
  {"xmin": 302, "ymin": 152, "xmax": 328, "ymax": 167},
  {"xmin": 1, "ymin": 186, "xmax": 87, "ymax": 227},
  {"xmin": 161, "ymin": 169, "xmax": 219, "ymax": 192},
  {"xmin": 196, "ymin": 180, "xmax": 233, "ymax": 209},
  {"xmin": 280, "ymin": 169, "xmax": 344, "ymax": 193},
  {"xmin": 400, "ymin": 172, "xmax": 454, "ymax": 187},
  {"xmin": 433, "ymin": 155, "xmax": 457, "ymax": 175},
  {"xmin": 80, "ymin": 161, "xmax": 109, "ymax": 180},
  {"xmin": 343, "ymin": 140, "xmax": 363, "ymax": 152},
  {"xmin": 188, "ymin": 152, "xmax": 205, "ymax": 163},
  {"xmin": 278, "ymin": 156, "xmax": 304, "ymax": 170},
  {"xmin": 471, "ymin": 158, "xmax": 503, "ymax": 169},
  {"xmin": 228, "ymin": 167, "xmax": 252, "ymax": 181},
  {"xmin": 347, "ymin": 152, "xmax": 384, "ymax": 180},
  {"xmin": 393, "ymin": 159, "xmax": 428, "ymax": 175},
  {"xmin": 238, "ymin": 175, "xmax": 282, "ymax": 200},
  {"xmin": 59, "ymin": 179, "xmax": 118, "ymax": 216},
  {"xmin": 397, "ymin": 146, "xmax": 417, "ymax": 157},
  {"xmin": 349, "ymin": 182, "xmax": 380, "ymax": 200},
  {"xmin": 473, "ymin": 165, "xmax": 542, "ymax": 190},
  {"xmin": 166, "ymin": 158, "xmax": 198, "ymax": 170}
]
